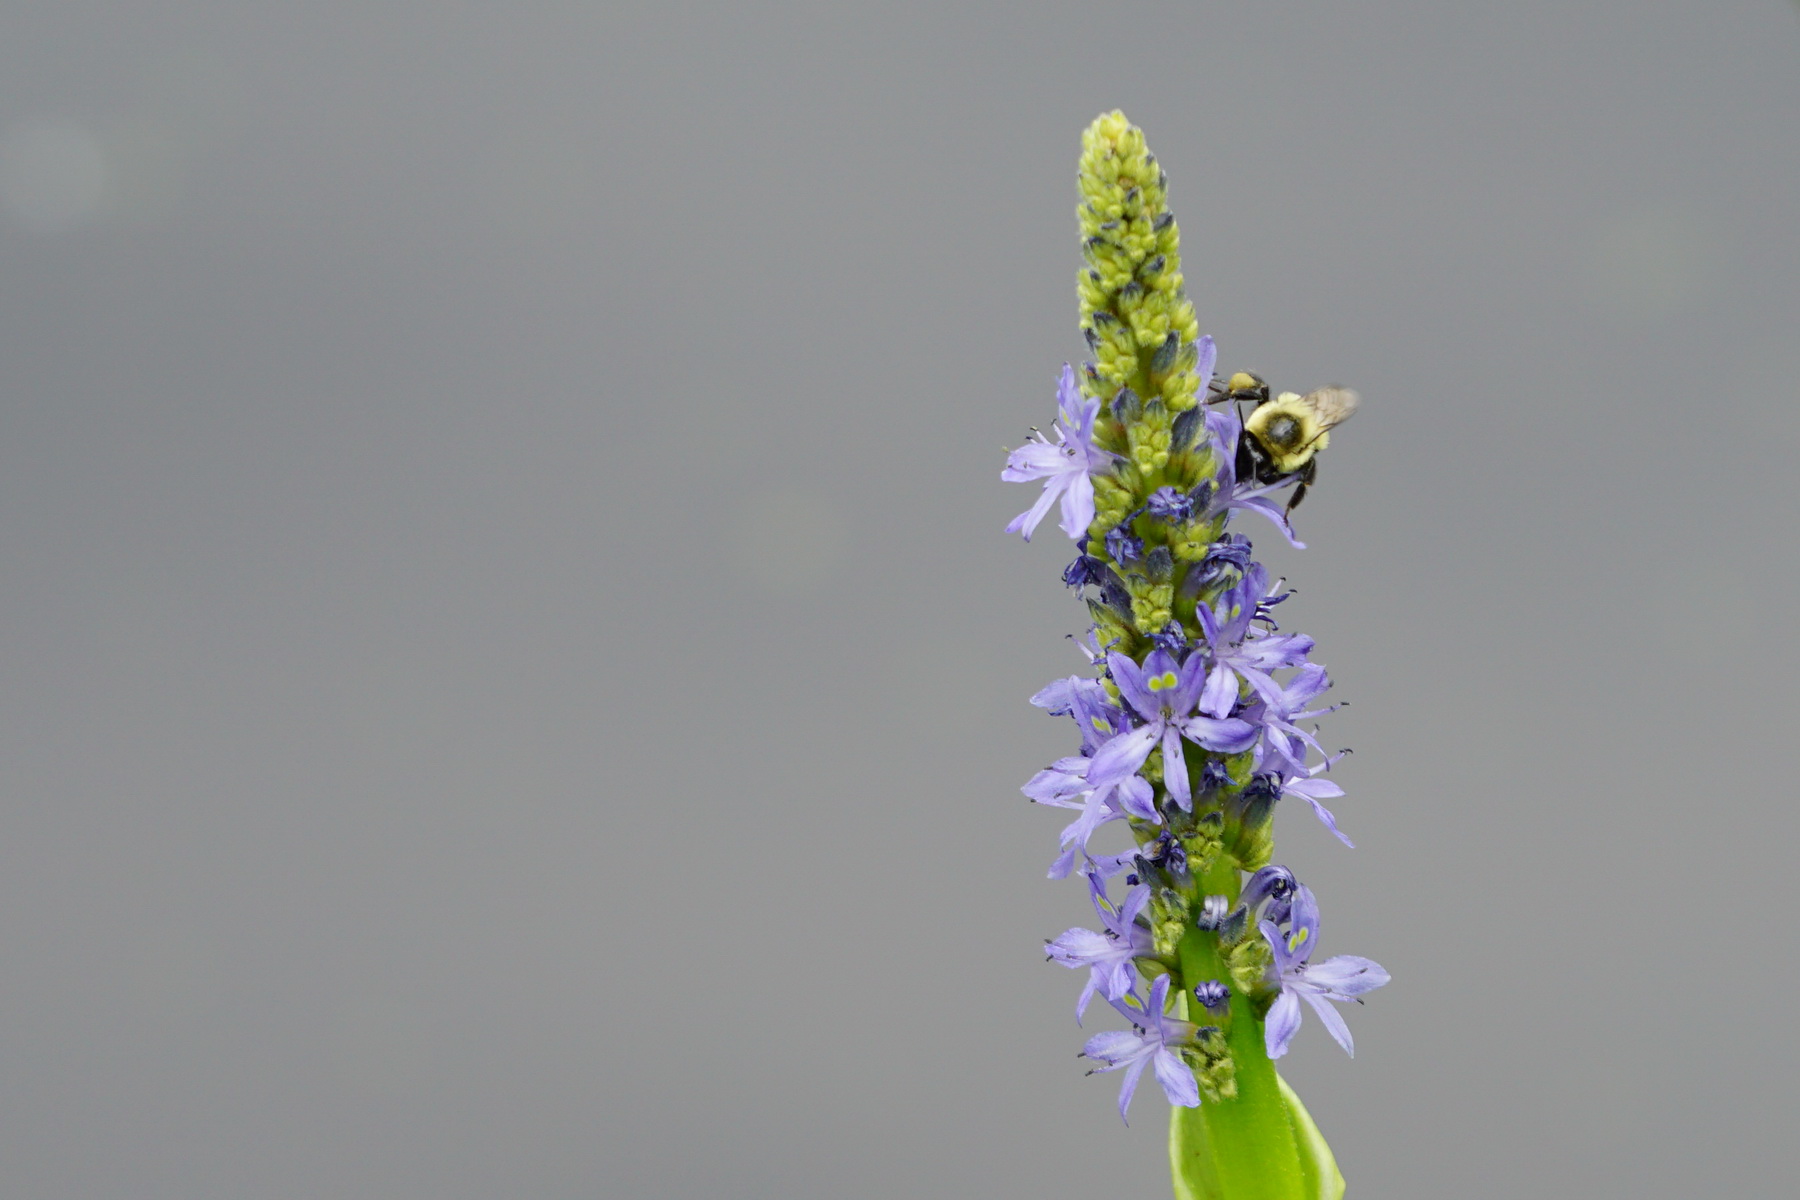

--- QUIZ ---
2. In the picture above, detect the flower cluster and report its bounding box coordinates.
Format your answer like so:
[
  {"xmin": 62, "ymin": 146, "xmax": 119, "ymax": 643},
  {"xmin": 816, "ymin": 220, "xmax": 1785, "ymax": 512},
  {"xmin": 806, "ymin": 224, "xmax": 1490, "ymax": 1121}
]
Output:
[{"xmin": 1003, "ymin": 114, "xmax": 1388, "ymax": 1140}]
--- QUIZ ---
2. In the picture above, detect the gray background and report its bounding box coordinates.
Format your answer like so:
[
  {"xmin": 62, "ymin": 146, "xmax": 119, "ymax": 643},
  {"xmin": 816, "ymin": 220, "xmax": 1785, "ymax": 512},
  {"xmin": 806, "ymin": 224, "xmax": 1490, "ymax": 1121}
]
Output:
[{"xmin": 0, "ymin": 3, "xmax": 1795, "ymax": 1197}]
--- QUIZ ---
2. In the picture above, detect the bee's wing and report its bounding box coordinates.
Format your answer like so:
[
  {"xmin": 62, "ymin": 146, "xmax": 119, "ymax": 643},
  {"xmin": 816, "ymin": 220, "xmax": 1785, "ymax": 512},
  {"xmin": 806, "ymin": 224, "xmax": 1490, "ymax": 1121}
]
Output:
[{"xmin": 1300, "ymin": 386, "xmax": 1360, "ymax": 431}]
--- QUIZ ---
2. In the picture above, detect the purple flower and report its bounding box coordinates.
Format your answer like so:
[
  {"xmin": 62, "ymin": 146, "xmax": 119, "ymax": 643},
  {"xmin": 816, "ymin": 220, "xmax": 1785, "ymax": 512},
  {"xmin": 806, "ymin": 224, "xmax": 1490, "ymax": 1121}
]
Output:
[
  {"xmin": 1030, "ymin": 675, "xmax": 1122, "ymax": 757},
  {"xmin": 1026, "ymin": 676, "xmax": 1155, "ymax": 875},
  {"xmin": 1046, "ymin": 869, "xmax": 1152, "ymax": 1022},
  {"xmin": 1023, "ymin": 757, "xmax": 1151, "ymax": 879},
  {"xmin": 1004, "ymin": 365, "xmax": 1114, "ymax": 541},
  {"xmin": 1240, "ymin": 864, "xmax": 1297, "ymax": 914},
  {"xmin": 1081, "ymin": 974, "xmax": 1200, "ymax": 1121},
  {"xmin": 1103, "ymin": 524, "xmax": 1143, "ymax": 563},
  {"xmin": 1243, "ymin": 663, "xmax": 1336, "ymax": 775},
  {"xmin": 1088, "ymin": 650, "xmax": 1259, "ymax": 812},
  {"xmin": 1261, "ymin": 885, "xmax": 1389, "ymax": 1059},
  {"xmin": 1195, "ymin": 565, "xmax": 1316, "ymax": 719},
  {"xmin": 1145, "ymin": 486, "xmax": 1195, "ymax": 523}
]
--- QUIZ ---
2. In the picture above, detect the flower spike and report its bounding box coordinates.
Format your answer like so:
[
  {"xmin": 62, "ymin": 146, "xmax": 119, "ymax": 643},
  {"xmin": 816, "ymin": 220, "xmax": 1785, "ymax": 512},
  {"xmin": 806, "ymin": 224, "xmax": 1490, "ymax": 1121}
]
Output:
[{"xmin": 1002, "ymin": 111, "xmax": 1385, "ymax": 1198}]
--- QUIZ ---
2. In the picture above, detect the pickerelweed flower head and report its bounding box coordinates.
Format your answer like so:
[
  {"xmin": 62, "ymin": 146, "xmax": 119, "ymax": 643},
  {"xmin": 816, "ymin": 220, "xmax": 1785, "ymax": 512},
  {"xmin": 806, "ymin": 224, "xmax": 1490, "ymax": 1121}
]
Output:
[
  {"xmin": 1260, "ymin": 884, "xmax": 1390, "ymax": 1059},
  {"xmin": 1003, "ymin": 364, "xmax": 1114, "ymax": 542},
  {"xmin": 1002, "ymin": 111, "xmax": 1385, "ymax": 1194}
]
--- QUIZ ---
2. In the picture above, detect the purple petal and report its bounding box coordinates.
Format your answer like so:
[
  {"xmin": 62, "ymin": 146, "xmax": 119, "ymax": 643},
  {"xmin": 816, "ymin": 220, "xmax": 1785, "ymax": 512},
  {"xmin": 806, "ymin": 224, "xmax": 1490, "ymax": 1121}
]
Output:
[
  {"xmin": 1179, "ymin": 714, "xmax": 1259, "ymax": 754},
  {"xmin": 1305, "ymin": 955, "xmax": 1390, "ymax": 998},
  {"xmin": 1029, "ymin": 676, "xmax": 1084, "ymax": 714},
  {"xmin": 1117, "ymin": 1055, "xmax": 1149, "ymax": 1123},
  {"xmin": 1056, "ymin": 363, "xmax": 1082, "ymax": 418},
  {"xmin": 1073, "ymin": 971, "xmax": 1100, "ymax": 1024},
  {"xmin": 1099, "ymin": 959, "xmax": 1138, "ymax": 1002},
  {"xmin": 1300, "ymin": 989, "xmax": 1355, "ymax": 1057},
  {"xmin": 1283, "ymin": 663, "xmax": 1332, "ymax": 705},
  {"xmin": 1195, "ymin": 335, "xmax": 1217, "ymax": 391},
  {"xmin": 1002, "ymin": 441, "xmax": 1068, "ymax": 479},
  {"xmin": 1114, "ymin": 775, "xmax": 1159, "ymax": 823},
  {"xmin": 1286, "ymin": 776, "xmax": 1344, "ymax": 801},
  {"xmin": 1294, "ymin": 790, "xmax": 1354, "ymax": 848},
  {"xmin": 1199, "ymin": 663, "xmax": 1237, "ymax": 718},
  {"xmin": 1264, "ymin": 990, "xmax": 1302, "ymax": 1059},
  {"xmin": 1261, "ymin": 919, "xmax": 1295, "ymax": 974},
  {"xmin": 1046, "ymin": 927, "xmax": 1116, "ymax": 969},
  {"xmin": 1172, "ymin": 650, "xmax": 1209, "ymax": 715},
  {"xmin": 1161, "ymin": 725, "xmax": 1191, "ymax": 811},
  {"xmin": 1057, "ymin": 790, "xmax": 1119, "ymax": 854},
  {"xmin": 1118, "ymin": 883, "xmax": 1150, "ymax": 926},
  {"xmin": 1232, "ymin": 495, "xmax": 1307, "ymax": 549},
  {"xmin": 1005, "ymin": 478, "xmax": 1064, "ymax": 542},
  {"xmin": 1286, "ymin": 886, "xmax": 1321, "ymax": 966},
  {"xmin": 1088, "ymin": 724, "xmax": 1158, "ymax": 789},
  {"xmin": 1083, "ymin": 1030, "xmax": 1146, "ymax": 1066},
  {"xmin": 1193, "ymin": 596, "xmax": 1222, "ymax": 646},
  {"xmin": 1154, "ymin": 1048, "xmax": 1201, "ymax": 1108},
  {"xmin": 1058, "ymin": 470, "xmax": 1096, "ymax": 540},
  {"xmin": 1022, "ymin": 766, "xmax": 1086, "ymax": 805},
  {"xmin": 1238, "ymin": 635, "xmax": 1315, "ymax": 673},
  {"xmin": 1107, "ymin": 652, "xmax": 1159, "ymax": 721}
]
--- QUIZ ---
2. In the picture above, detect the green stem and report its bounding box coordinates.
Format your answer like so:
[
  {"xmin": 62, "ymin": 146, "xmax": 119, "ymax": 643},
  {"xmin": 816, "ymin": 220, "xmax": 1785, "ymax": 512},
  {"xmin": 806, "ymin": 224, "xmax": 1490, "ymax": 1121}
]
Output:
[{"xmin": 1169, "ymin": 861, "xmax": 1308, "ymax": 1200}]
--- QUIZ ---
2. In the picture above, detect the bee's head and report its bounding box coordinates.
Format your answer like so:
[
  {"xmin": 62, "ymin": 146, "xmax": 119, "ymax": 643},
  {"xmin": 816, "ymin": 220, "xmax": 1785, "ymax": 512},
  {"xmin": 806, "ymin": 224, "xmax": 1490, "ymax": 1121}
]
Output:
[{"xmin": 1222, "ymin": 371, "xmax": 1269, "ymax": 403}]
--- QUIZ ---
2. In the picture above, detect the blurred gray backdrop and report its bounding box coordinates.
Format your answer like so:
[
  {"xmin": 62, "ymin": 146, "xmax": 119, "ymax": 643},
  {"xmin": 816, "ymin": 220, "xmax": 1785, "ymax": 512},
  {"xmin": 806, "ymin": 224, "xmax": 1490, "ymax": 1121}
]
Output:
[{"xmin": 1, "ymin": 3, "xmax": 1796, "ymax": 1198}]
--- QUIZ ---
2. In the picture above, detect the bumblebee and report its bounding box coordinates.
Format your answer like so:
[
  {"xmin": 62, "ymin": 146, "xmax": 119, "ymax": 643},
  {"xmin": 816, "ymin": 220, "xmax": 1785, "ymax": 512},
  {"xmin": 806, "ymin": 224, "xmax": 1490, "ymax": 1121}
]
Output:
[{"xmin": 1211, "ymin": 371, "xmax": 1360, "ymax": 513}]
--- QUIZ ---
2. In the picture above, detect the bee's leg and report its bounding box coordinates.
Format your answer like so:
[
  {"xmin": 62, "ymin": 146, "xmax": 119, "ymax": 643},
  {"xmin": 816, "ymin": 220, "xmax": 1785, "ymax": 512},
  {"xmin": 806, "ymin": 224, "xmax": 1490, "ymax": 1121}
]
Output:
[{"xmin": 1284, "ymin": 461, "xmax": 1318, "ymax": 515}]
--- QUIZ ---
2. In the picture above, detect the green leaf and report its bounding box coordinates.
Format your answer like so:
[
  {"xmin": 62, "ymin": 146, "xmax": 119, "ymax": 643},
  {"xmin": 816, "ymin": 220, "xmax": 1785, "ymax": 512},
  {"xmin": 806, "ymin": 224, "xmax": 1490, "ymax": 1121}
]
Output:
[
  {"xmin": 1169, "ymin": 1099, "xmax": 1224, "ymax": 1200},
  {"xmin": 1276, "ymin": 1075, "xmax": 1346, "ymax": 1200}
]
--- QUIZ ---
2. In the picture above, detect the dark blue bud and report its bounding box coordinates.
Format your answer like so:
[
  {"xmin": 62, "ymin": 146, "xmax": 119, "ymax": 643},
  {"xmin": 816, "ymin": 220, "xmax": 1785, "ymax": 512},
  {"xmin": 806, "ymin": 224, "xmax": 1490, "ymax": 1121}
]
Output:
[
  {"xmin": 1193, "ymin": 980, "xmax": 1231, "ymax": 1012},
  {"xmin": 1111, "ymin": 387, "xmax": 1142, "ymax": 423},
  {"xmin": 1151, "ymin": 332, "xmax": 1180, "ymax": 375},
  {"xmin": 1187, "ymin": 481, "xmax": 1215, "ymax": 513},
  {"xmin": 1170, "ymin": 406, "xmax": 1202, "ymax": 453},
  {"xmin": 1144, "ymin": 546, "xmax": 1173, "ymax": 582},
  {"xmin": 1234, "ymin": 773, "xmax": 1281, "ymax": 827},
  {"xmin": 1124, "ymin": 873, "xmax": 1141, "ymax": 887},
  {"xmin": 1199, "ymin": 759, "xmax": 1232, "ymax": 794}
]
